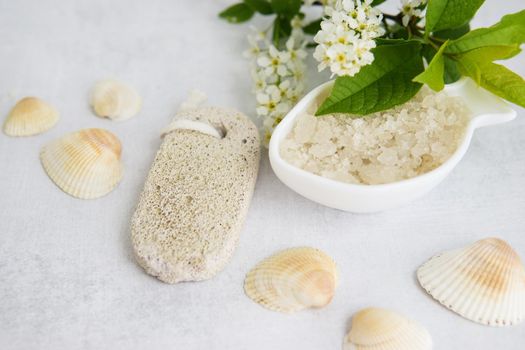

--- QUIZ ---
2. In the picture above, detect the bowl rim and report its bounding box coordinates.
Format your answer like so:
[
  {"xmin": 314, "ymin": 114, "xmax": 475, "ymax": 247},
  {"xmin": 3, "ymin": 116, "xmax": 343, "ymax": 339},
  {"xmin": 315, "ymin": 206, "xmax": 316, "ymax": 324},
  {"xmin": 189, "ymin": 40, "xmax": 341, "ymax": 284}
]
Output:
[{"xmin": 269, "ymin": 78, "xmax": 516, "ymax": 192}]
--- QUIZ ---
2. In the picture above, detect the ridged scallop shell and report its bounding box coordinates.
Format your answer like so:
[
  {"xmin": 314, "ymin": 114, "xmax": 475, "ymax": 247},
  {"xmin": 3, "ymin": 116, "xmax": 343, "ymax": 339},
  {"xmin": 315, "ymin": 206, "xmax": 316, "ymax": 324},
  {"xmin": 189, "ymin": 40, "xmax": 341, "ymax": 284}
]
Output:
[
  {"xmin": 3, "ymin": 97, "xmax": 59, "ymax": 136},
  {"xmin": 90, "ymin": 80, "xmax": 141, "ymax": 121},
  {"xmin": 244, "ymin": 247, "xmax": 338, "ymax": 313},
  {"xmin": 417, "ymin": 237, "xmax": 525, "ymax": 326},
  {"xmin": 40, "ymin": 128, "xmax": 123, "ymax": 199},
  {"xmin": 343, "ymin": 308, "xmax": 432, "ymax": 350}
]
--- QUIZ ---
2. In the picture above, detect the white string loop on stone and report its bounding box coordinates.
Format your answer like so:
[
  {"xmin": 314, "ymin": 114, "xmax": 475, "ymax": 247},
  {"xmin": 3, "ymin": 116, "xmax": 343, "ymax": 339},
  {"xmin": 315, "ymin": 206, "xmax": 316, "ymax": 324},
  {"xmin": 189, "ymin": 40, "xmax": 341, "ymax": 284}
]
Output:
[{"xmin": 161, "ymin": 90, "xmax": 223, "ymax": 139}]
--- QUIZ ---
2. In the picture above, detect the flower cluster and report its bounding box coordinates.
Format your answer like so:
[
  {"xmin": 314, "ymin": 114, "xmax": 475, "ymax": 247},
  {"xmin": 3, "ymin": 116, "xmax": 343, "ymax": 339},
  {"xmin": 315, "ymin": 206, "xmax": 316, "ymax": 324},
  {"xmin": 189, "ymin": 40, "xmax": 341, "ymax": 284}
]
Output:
[
  {"xmin": 400, "ymin": 0, "xmax": 427, "ymax": 26},
  {"xmin": 245, "ymin": 21, "xmax": 307, "ymax": 145},
  {"xmin": 313, "ymin": 0, "xmax": 385, "ymax": 77}
]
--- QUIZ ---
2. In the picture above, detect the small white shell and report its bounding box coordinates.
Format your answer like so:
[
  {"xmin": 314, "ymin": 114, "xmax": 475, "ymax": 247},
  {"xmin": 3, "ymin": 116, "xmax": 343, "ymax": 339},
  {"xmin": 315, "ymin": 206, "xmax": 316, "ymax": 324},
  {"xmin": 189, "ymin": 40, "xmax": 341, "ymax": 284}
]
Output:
[
  {"xmin": 343, "ymin": 308, "xmax": 432, "ymax": 350},
  {"xmin": 417, "ymin": 237, "xmax": 525, "ymax": 326},
  {"xmin": 244, "ymin": 247, "xmax": 338, "ymax": 313},
  {"xmin": 40, "ymin": 128, "xmax": 123, "ymax": 199},
  {"xmin": 3, "ymin": 97, "xmax": 59, "ymax": 136},
  {"xmin": 90, "ymin": 80, "xmax": 141, "ymax": 121}
]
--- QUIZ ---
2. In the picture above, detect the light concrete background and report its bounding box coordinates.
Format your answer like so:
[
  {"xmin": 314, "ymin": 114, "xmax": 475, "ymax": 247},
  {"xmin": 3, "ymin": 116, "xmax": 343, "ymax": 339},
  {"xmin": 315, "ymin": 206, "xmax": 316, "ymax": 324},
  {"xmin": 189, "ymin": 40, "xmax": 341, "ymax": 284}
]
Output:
[{"xmin": 0, "ymin": 0, "xmax": 524, "ymax": 349}]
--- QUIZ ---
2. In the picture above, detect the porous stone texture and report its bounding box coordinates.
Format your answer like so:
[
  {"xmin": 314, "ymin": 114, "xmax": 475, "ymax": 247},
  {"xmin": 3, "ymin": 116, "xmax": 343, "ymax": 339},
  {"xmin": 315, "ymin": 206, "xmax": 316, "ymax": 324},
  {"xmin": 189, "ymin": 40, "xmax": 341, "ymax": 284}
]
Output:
[
  {"xmin": 131, "ymin": 107, "xmax": 260, "ymax": 284},
  {"xmin": 280, "ymin": 87, "xmax": 471, "ymax": 185}
]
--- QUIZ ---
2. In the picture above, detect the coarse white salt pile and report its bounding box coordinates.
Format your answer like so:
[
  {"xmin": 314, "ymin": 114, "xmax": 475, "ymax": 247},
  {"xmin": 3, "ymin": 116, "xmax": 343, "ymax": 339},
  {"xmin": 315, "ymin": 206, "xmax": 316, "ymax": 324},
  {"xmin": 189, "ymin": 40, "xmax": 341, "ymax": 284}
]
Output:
[{"xmin": 280, "ymin": 87, "xmax": 471, "ymax": 185}]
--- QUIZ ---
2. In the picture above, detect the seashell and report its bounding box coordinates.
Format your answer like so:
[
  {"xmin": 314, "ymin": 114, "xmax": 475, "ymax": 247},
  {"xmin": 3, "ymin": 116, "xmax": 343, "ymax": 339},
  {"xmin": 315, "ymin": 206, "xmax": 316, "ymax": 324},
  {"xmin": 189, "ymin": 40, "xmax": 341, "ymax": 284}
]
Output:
[
  {"xmin": 417, "ymin": 237, "xmax": 525, "ymax": 326},
  {"xmin": 40, "ymin": 128, "xmax": 123, "ymax": 199},
  {"xmin": 90, "ymin": 80, "xmax": 141, "ymax": 121},
  {"xmin": 3, "ymin": 97, "xmax": 59, "ymax": 136},
  {"xmin": 244, "ymin": 247, "xmax": 338, "ymax": 313},
  {"xmin": 343, "ymin": 307, "xmax": 432, "ymax": 350}
]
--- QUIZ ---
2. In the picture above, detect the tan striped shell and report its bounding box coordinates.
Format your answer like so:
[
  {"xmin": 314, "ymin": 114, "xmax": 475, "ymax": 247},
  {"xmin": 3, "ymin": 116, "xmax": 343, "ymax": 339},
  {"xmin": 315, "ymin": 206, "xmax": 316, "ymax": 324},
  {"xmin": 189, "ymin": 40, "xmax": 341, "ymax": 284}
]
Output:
[
  {"xmin": 3, "ymin": 97, "xmax": 59, "ymax": 136},
  {"xmin": 417, "ymin": 237, "xmax": 525, "ymax": 326},
  {"xmin": 343, "ymin": 308, "xmax": 432, "ymax": 350},
  {"xmin": 40, "ymin": 128, "xmax": 123, "ymax": 199},
  {"xmin": 244, "ymin": 247, "xmax": 338, "ymax": 313}
]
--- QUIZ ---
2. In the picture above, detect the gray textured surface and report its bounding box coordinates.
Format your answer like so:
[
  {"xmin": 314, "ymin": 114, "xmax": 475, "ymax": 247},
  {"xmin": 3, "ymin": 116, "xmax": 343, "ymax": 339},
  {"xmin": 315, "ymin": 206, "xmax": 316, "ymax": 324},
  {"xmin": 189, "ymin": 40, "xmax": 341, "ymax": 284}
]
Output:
[{"xmin": 0, "ymin": 0, "xmax": 524, "ymax": 349}]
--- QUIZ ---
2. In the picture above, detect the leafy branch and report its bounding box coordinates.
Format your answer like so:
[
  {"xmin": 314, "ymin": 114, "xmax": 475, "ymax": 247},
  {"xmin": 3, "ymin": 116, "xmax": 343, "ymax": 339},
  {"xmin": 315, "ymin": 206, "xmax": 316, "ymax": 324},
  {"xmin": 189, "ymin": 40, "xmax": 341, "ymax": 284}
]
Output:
[
  {"xmin": 318, "ymin": 1, "xmax": 525, "ymax": 116},
  {"xmin": 219, "ymin": 0, "xmax": 320, "ymax": 48},
  {"xmin": 219, "ymin": 0, "xmax": 525, "ymax": 119}
]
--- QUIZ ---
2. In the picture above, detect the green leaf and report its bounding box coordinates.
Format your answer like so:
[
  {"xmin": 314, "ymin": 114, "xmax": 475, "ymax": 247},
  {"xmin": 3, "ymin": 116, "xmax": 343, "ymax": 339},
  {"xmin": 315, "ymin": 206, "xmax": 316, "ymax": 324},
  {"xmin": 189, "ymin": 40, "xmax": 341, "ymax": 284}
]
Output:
[
  {"xmin": 433, "ymin": 23, "xmax": 470, "ymax": 39},
  {"xmin": 271, "ymin": 0, "xmax": 301, "ymax": 18},
  {"xmin": 371, "ymin": 0, "xmax": 388, "ymax": 5},
  {"xmin": 271, "ymin": 16, "xmax": 292, "ymax": 46},
  {"xmin": 420, "ymin": 43, "xmax": 461, "ymax": 84},
  {"xmin": 464, "ymin": 45, "xmax": 522, "ymax": 61},
  {"xmin": 303, "ymin": 19, "xmax": 322, "ymax": 35},
  {"xmin": 443, "ymin": 56, "xmax": 461, "ymax": 84},
  {"xmin": 446, "ymin": 10, "xmax": 525, "ymax": 54},
  {"xmin": 457, "ymin": 51, "xmax": 525, "ymax": 107},
  {"xmin": 413, "ymin": 41, "xmax": 449, "ymax": 91},
  {"xmin": 316, "ymin": 41, "xmax": 424, "ymax": 116},
  {"xmin": 244, "ymin": 0, "xmax": 273, "ymax": 15},
  {"xmin": 272, "ymin": 18, "xmax": 281, "ymax": 46},
  {"xmin": 421, "ymin": 44, "xmax": 436, "ymax": 62},
  {"xmin": 457, "ymin": 55, "xmax": 481, "ymax": 83},
  {"xmin": 426, "ymin": 0, "xmax": 484, "ymax": 34},
  {"xmin": 219, "ymin": 3, "xmax": 255, "ymax": 23}
]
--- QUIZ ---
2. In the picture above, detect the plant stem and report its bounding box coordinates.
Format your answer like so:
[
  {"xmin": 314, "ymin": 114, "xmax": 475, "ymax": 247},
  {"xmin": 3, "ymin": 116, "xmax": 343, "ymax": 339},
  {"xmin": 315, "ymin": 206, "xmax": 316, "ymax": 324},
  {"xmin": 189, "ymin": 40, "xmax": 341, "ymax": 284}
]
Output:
[
  {"xmin": 427, "ymin": 39, "xmax": 441, "ymax": 50},
  {"xmin": 383, "ymin": 13, "xmax": 401, "ymax": 23},
  {"xmin": 430, "ymin": 36, "xmax": 447, "ymax": 43}
]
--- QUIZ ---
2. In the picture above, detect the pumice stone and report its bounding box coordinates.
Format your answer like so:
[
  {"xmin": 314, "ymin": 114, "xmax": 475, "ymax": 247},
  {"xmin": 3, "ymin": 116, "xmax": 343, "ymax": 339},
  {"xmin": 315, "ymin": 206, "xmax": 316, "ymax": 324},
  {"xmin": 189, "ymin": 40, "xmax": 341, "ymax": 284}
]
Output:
[{"xmin": 131, "ymin": 102, "xmax": 260, "ymax": 284}]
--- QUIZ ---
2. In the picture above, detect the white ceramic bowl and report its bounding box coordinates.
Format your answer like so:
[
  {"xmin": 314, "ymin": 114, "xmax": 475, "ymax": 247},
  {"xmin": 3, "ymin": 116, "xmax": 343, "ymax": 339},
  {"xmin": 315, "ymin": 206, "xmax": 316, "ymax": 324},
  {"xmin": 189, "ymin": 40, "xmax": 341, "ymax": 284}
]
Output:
[{"xmin": 269, "ymin": 78, "xmax": 517, "ymax": 213}]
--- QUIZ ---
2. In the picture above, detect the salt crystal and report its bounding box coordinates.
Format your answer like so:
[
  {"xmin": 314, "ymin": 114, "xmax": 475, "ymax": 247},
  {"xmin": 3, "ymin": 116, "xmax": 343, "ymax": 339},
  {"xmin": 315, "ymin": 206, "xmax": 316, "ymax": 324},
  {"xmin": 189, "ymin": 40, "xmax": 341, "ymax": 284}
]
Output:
[
  {"xmin": 294, "ymin": 114, "xmax": 317, "ymax": 143},
  {"xmin": 378, "ymin": 148, "xmax": 398, "ymax": 166},
  {"xmin": 280, "ymin": 87, "xmax": 471, "ymax": 185},
  {"xmin": 310, "ymin": 142, "xmax": 337, "ymax": 158}
]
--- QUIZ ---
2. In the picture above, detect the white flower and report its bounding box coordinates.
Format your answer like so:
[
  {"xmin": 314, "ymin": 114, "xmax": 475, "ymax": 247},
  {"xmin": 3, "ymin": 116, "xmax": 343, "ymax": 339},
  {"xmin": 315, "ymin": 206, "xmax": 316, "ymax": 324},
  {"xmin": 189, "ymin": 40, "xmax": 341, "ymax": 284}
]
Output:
[
  {"xmin": 327, "ymin": 43, "xmax": 360, "ymax": 77},
  {"xmin": 313, "ymin": 0, "xmax": 385, "ymax": 77},
  {"xmin": 400, "ymin": 0, "xmax": 427, "ymax": 27},
  {"xmin": 290, "ymin": 15, "xmax": 303, "ymax": 30},
  {"xmin": 243, "ymin": 36, "xmax": 261, "ymax": 58},
  {"xmin": 314, "ymin": 21, "xmax": 337, "ymax": 46},
  {"xmin": 257, "ymin": 45, "xmax": 292, "ymax": 77},
  {"xmin": 251, "ymin": 68, "xmax": 267, "ymax": 93},
  {"xmin": 286, "ymin": 36, "xmax": 308, "ymax": 64},
  {"xmin": 243, "ymin": 27, "xmax": 269, "ymax": 58},
  {"xmin": 313, "ymin": 44, "xmax": 332, "ymax": 72},
  {"xmin": 256, "ymin": 88, "xmax": 281, "ymax": 117},
  {"xmin": 271, "ymin": 79, "xmax": 300, "ymax": 104},
  {"xmin": 354, "ymin": 37, "xmax": 376, "ymax": 63},
  {"xmin": 246, "ymin": 21, "xmax": 308, "ymax": 145}
]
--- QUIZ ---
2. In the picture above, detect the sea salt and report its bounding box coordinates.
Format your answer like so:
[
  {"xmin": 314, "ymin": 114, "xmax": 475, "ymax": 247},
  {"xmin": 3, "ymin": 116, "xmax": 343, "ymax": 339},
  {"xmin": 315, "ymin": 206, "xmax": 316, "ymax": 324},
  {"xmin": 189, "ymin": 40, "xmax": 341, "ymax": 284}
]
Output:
[{"xmin": 280, "ymin": 87, "xmax": 471, "ymax": 185}]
